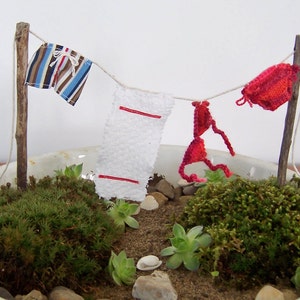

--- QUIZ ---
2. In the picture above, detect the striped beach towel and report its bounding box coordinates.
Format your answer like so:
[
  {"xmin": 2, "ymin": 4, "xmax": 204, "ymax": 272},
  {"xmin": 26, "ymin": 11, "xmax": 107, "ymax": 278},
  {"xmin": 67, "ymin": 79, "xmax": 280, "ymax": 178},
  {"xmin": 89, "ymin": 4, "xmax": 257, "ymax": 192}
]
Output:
[{"xmin": 25, "ymin": 43, "xmax": 92, "ymax": 105}]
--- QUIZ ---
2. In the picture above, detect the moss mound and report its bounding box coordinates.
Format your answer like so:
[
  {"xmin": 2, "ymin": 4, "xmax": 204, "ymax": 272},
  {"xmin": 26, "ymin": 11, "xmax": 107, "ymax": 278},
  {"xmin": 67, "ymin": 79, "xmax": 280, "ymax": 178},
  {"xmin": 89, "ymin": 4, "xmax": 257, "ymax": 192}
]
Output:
[
  {"xmin": 181, "ymin": 176, "xmax": 300, "ymax": 289},
  {"xmin": 0, "ymin": 176, "xmax": 120, "ymax": 294}
]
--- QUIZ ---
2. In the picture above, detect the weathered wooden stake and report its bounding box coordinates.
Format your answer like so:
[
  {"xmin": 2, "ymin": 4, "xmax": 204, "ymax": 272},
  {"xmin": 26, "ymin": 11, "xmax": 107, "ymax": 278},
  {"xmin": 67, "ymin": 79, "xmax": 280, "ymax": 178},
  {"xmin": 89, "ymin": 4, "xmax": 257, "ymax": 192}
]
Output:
[
  {"xmin": 277, "ymin": 35, "xmax": 300, "ymax": 186},
  {"xmin": 15, "ymin": 22, "xmax": 29, "ymax": 190}
]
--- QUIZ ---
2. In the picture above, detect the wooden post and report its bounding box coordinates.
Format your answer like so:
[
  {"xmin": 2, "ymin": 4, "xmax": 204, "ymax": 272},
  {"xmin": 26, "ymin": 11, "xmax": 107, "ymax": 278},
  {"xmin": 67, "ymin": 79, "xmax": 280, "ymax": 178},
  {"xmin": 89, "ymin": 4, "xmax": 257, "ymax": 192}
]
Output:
[
  {"xmin": 277, "ymin": 35, "xmax": 300, "ymax": 186},
  {"xmin": 15, "ymin": 22, "xmax": 29, "ymax": 190}
]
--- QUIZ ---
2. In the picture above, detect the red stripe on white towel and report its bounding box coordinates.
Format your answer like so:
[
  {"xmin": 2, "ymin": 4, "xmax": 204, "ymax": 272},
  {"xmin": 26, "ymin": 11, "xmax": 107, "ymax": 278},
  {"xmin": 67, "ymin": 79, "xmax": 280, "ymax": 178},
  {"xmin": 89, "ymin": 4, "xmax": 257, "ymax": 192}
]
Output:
[
  {"xmin": 119, "ymin": 106, "xmax": 162, "ymax": 119},
  {"xmin": 98, "ymin": 174, "xmax": 139, "ymax": 184}
]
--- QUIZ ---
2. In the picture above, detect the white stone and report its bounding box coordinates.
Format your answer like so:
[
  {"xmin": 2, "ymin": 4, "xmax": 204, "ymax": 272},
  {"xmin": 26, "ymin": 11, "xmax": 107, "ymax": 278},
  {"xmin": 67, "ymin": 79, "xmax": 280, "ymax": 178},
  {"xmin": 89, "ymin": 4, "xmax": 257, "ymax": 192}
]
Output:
[
  {"xmin": 140, "ymin": 195, "xmax": 159, "ymax": 210},
  {"xmin": 255, "ymin": 285, "xmax": 284, "ymax": 300},
  {"xmin": 49, "ymin": 286, "xmax": 84, "ymax": 300},
  {"xmin": 132, "ymin": 270, "xmax": 177, "ymax": 300},
  {"xmin": 137, "ymin": 255, "xmax": 162, "ymax": 271},
  {"xmin": 22, "ymin": 290, "xmax": 47, "ymax": 300},
  {"xmin": 177, "ymin": 178, "xmax": 192, "ymax": 187}
]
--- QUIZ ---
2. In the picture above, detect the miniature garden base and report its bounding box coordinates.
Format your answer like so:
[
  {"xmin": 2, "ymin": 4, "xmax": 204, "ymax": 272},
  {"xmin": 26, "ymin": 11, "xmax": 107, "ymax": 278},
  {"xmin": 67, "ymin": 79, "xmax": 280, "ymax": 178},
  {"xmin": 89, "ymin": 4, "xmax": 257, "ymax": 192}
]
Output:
[{"xmin": 0, "ymin": 145, "xmax": 298, "ymax": 299}]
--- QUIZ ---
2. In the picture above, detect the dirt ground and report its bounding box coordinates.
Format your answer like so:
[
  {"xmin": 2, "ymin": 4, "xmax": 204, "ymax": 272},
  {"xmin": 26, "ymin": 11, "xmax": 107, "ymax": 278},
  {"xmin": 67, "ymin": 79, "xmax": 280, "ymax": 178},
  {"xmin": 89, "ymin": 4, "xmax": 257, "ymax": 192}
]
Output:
[{"xmin": 90, "ymin": 197, "xmax": 263, "ymax": 300}]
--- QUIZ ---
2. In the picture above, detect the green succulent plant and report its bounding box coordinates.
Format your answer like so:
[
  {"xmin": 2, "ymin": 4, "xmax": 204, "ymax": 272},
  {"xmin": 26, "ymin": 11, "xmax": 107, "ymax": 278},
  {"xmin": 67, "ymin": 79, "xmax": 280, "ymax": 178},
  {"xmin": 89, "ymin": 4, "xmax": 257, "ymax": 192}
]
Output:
[
  {"xmin": 194, "ymin": 169, "xmax": 236, "ymax": 187},
  {"xmin": 106, "ymin": 199, "xmax": 139, "ymax": 231},
  {"xmin": 160, "ymin": 223, "xmax": 212, "ymax": 271},
  {"xmin": 108, "ymin": 250, "xmax": 136, "ymax": 286},
  {"xmin": 54, "ymin": 163, "xmax": 83, "ymax": 179},
  {"xmin": 291, "ymin": 266, "xmax": 300, "ymax": 290}
]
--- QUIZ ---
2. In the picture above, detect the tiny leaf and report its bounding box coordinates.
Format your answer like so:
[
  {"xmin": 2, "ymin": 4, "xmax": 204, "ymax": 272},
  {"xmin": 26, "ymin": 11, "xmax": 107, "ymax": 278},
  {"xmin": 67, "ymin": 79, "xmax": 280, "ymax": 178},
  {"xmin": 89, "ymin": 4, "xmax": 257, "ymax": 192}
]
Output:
[
  {"xmin": 166, "ymin": 253, "xmax": 183, "ymax": 269},
  {"xmin": 173, "ymin": 223, "xmax": 186, "ymax": 238},
  {"xmin": 183, "ymin": 255, "xmax": 200, "ymax": 271},
  {"xmin": 160, "ymin": 246, "xmax": 176, "ymax": 256},
  {"xmin": 125, "ymin": 216, "xmax": 139, "ymax": 229}
]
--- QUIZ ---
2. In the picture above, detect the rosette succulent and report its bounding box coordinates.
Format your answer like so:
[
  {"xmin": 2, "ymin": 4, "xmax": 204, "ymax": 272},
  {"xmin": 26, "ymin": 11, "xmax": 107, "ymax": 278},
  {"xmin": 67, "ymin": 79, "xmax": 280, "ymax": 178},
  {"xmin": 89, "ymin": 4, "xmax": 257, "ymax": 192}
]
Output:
[
  {"xmin": 54, "ymin": 163, "xmax": 83, "ymax": 178},
  {"xmin": 108, "ymin": 250, "xmax": 136, "ymax": 286},
  {"xmin": 160, "ymin": 223, "xmax": 212, "ymax": 271},
  {"xmin": 106, "ymin": 199, "xmax": 139, "ymax": 232}
]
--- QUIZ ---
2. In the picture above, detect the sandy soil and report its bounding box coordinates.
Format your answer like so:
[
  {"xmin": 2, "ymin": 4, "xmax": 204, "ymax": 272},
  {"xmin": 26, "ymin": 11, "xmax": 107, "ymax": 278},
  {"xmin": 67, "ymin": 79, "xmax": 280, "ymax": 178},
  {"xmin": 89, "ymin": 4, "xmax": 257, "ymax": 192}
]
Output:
[{"xmin": 91, "ymin": 197, "xmax": 262, "ymax": 300}]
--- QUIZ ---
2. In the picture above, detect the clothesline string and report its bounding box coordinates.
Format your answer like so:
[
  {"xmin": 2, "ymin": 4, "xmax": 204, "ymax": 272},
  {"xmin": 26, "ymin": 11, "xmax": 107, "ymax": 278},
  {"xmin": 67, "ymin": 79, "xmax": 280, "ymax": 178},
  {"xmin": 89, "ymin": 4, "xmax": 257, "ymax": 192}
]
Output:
[
  {"xmin": 29, "ymin": 29, "xmax": 295, "ymax": 102},
  {"xmin": 0, "ymin": 29, "xmax": 298, "ymax": 183},
  {"xmin": 0, "ymin": 32, "xmax": 17, "ymax": 182}
]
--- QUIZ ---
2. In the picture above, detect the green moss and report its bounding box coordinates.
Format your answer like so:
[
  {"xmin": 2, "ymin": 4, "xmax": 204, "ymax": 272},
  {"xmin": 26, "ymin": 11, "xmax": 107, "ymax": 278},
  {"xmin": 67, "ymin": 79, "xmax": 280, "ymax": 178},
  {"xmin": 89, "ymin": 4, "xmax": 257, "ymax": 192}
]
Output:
[
  {"xmin": 0, "ymin": 176, "xmax": 121, "ymax": 294},
  {"xmin": 180, "ymin": 176, "xmax": 300, "ymax": 289}
]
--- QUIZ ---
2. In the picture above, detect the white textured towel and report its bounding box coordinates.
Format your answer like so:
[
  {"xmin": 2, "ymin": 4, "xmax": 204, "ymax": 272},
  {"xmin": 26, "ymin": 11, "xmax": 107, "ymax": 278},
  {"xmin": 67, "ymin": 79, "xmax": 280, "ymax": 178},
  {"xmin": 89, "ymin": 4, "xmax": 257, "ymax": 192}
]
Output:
[{"xmin": 95, "ymin": 86, "xmax": 174, "ymax": 201}]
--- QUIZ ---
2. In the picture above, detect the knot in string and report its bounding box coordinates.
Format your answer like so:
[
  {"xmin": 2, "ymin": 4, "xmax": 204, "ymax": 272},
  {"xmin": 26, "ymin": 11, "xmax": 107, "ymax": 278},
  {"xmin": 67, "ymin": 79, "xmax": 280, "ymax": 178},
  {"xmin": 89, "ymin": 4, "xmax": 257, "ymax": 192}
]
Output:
[
  {"xmin": 235, "ymin": 96, "xmax": 253, "ymax": 107},
  {"xmin": 50, "ymin": 49, "xmax": 79, "ymax": 76}
]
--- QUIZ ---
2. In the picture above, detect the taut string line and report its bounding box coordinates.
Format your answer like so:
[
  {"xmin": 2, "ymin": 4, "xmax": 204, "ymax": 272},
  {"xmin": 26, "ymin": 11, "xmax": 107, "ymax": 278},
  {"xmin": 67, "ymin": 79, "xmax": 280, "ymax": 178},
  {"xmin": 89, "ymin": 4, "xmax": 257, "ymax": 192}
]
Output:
[{"xmin": 29, "ymin": 29, "xmax": 294, "ymax": 102}]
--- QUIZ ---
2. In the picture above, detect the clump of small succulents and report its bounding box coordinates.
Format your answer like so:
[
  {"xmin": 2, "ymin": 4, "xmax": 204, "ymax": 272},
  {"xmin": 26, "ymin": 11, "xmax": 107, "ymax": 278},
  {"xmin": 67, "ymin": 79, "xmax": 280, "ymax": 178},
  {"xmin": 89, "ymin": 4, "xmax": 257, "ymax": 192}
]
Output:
[{"xmin": 55, "ymin": 163, "xmax": 83, "ymax": 178}]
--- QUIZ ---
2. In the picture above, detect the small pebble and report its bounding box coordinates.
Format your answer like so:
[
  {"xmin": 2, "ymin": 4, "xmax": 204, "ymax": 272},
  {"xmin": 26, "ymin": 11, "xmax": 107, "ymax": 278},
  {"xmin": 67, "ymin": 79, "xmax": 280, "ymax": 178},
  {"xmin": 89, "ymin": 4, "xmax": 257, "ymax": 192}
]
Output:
[
  {"xmin": 177, "ymin": 178, "xmax": 193, "ymax": 187},
  {"xmin": 140, "ymin": 195, "xmax": 159, "ymax": 210}
]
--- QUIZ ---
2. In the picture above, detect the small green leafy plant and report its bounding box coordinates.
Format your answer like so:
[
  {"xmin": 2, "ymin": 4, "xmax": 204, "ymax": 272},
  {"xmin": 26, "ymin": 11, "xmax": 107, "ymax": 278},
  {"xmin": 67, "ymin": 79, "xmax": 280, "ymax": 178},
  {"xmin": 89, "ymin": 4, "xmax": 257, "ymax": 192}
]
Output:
[
  {"xmin": 106, "ymin": 199, "xmax": 139, "ymax": 232},
  {"xmin": 204, "ymin": 169, "xmax": 237, "ymax": 183},
  {"xmin": 291, "ymin": 266, "xmax": 300, "ymax": 290},
  {"xmin": 160, "ymin": 223, "xmax": 212, "ymax": 271},
  {"xmin": 194, "ymin": 169, "xmax": 237, "ymax": 187},
  {"xmin": 55, "ymin": 163, "xmax": 83, "ymax": 178},
  {"xmin": 108, "ymin": 250, "xmax": 136, "ymax": 285}
]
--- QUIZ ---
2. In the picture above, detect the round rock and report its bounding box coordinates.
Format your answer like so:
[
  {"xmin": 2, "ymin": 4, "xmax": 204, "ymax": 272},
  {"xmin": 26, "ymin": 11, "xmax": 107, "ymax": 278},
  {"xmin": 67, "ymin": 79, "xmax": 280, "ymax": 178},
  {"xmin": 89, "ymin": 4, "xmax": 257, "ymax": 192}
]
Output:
[{"xmin": 140, "ymin": 195, "xmax": 159, "ymax": 210}]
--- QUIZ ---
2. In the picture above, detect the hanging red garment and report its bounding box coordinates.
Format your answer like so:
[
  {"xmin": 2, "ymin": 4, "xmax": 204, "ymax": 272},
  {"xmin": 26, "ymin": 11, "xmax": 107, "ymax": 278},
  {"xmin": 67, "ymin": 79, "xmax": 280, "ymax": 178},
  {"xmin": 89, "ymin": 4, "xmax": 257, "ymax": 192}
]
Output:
[
  {"xmin": 179, "ymin": 101, "xmax": 235, "ymax": 183},
  {"xmin": 236, "ymin": 63, "xmax": 300, "ymax": 111}
]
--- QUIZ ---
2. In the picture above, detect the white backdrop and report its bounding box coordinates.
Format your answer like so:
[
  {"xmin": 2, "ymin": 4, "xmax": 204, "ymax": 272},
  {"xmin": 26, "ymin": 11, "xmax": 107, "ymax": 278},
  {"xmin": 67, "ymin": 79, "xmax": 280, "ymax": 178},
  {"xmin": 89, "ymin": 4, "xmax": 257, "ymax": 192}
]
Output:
[{"xmin": 1, "ymin": 0, "xmax": 300, "ymax": 164}]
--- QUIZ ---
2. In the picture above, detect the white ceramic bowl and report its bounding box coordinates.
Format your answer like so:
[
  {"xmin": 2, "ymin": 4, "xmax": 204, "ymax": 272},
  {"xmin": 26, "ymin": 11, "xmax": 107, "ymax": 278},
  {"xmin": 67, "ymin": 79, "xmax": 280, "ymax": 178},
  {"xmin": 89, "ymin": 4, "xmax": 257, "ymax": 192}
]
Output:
[{"xmin": 0, "ymin": 144, "xmax": 295, "ymax": 186}]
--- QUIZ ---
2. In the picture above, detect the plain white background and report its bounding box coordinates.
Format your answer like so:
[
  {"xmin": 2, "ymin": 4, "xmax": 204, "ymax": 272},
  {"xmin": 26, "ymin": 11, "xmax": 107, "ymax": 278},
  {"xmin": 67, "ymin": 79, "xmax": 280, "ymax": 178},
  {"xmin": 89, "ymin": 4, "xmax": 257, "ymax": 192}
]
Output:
[{"xmin": 1, "ymin": 0, "xmax": 300, "ymax": 164}]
